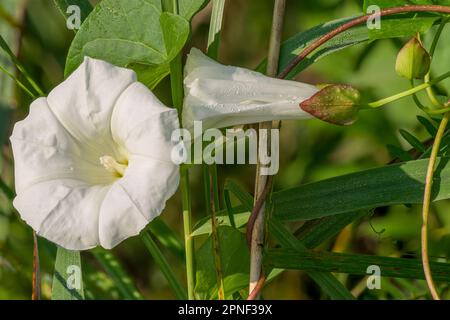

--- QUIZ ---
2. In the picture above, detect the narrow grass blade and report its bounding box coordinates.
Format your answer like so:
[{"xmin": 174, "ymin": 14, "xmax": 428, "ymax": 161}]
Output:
[
  {"xmin": 91, "ymin": 249, "xmax": 143, "ymax": 300},
  {"xmin": 268, "ymin": 219, "xmax": 355, "ymax": 300},
  {"xmin": 224, "ymin": 179, "xmax": 253, "ymax": 212},
  {"xmin": 295, "ymin": 210, "xmax": 369, "ymax": 249},
  {"xmin": 0, "ymin": 34, "xmax": 44, "ymax": 96},
  {"xmin": 148, "ymin": 218, "xmax": 185, "ymax": 259},
  {"xmin": 141, "ymin": 231, "xmax": 187, "ymax": 300},
  {"xmin": 51, "ymin": 247, "xmax": 85, "ymax": 300},
  {"xmin": 265, "ymin": 249, "xmax": 450, "ymax": 282},
  {"xmin": 273, "ymin": 157, "xmax": 450, "ymax": 221}
]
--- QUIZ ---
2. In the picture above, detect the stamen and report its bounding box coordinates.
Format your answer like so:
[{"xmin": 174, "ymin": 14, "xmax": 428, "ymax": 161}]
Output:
[{"xmin": 99, "ymin": 155, "xmax": 127, "ymax": 177}]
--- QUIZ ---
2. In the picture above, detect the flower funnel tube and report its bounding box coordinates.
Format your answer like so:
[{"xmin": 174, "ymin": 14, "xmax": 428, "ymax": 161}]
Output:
[{"xmin": 183, "ymin": 48, "xmax": 318, "ymax": 131}]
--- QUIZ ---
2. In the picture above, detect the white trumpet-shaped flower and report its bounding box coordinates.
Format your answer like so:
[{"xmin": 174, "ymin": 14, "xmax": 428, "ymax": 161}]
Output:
[
  {"xmin": 183, "ymin": 48, "xmax": 319, "ymax": 131},
  {"xmin": 10, "ymin": 57, "xmax": 180, "ymax": 250}
]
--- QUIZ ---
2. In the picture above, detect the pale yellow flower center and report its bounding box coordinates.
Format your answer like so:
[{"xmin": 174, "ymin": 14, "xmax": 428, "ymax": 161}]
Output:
[{"xmin": 99, "ymin": 155, "xmax": 127, "ymax": 177}]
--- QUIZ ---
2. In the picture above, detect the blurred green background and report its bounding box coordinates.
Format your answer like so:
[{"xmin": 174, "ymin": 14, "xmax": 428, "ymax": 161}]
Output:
[{"xmin": 1, "ymin": 0, "xmax": 449, "ymax": 299}]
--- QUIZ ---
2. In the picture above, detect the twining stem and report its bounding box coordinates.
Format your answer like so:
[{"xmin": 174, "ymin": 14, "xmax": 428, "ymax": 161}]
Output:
[
  {"xmin": 164, "ymin": 0, "xmax": 195, "ymax": 300},
  {"xmin": 32, "ymin": 231, "xmax": 41, "ymax": 300},
  {"xmin": 278, "ymin": 5, "xmax": 450, "ymax": 79},
  {"xmin": 206, "ymin": 0, "xmax": 226, "ymax": 300},
  {"xmin": 367, "ymin": 71, "xmax": 450, "ymax": 108},
  {"xmin": 424, "ymin": 18, "xmax": 448, "ymax": 107},
  {"xmin": 249, "ymin": 0, "xmax": 286, "ymax": 300},
  {"xmin": 421, "ymin": 111, "xmax": 449, "ymax": 300}
]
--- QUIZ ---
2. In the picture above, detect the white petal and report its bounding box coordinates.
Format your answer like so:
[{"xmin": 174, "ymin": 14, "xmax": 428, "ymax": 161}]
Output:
[
  {"xmin": 11, "ymin": 57, "xmax": 180, "ymax": 250},
  {"xmin": 183, "ymin": 48, "xmax": 318, "ymax": 131},
  {"xmin": 99, "ymin": 156, "xmax": 179, "ymax": 249},
  {"xmin": 111, "ymin": 82, "xmax": 180, "ymax": 163},
  {"xmin": 10, "ymin": 98, "xmax": 113, "ymax": 194},
  {"xmin": 47, "ymin": 56, "xmax": 136, "ymax": 157},
  {"xmin": 13, "ymin": 179, "xmax": 109, "ymax": 250}
]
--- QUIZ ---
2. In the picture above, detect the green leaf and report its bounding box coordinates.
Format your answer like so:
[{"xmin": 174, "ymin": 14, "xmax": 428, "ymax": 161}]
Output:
[
  {"xmin": 51, "ymin": 247, "xmax": 85, "ymax": 300},
  {"xmin": 191, "ymin": 209, "xmax": 250, "ymax": 237},
  {"xmin": 259, "ymin": 12, "xmax": 438, "ymax": 79},
  {"xmin": 265, "ymin": 248, "xmax": 450, "ymax": 282},
  {"xmin": 417, "ymin": 115, "xmax": 438, "ymax": 136},
  {"xmin": 259, "ymin": 16, "xmax": 368, "ymax": 78},
  {"xmin": 91, "ymin": 249, "xmax": 143, "ymax": 300},
  {"xmin": 141, "ymin": 231, "xmax": 187, "ymax": 300},
  {"xmin": 178, "ymin": 0, "xmax": 209, "ymax": 20},
  {"xmin": 295, "ymin": 211, "xmax": 369, "ymax": 249},
  {"xmin": 206, "ymin": 0, "xmax": 225, "ymax": 58},
  {"xmin": 363, "ymin": 1, "xmax": 441, "ymax": 40},
  {"xmin": 424, "ymin": 19, "xmax": 450, "ymax": 94},
  {"xmin": 53, "ymin": 0, "xmax": 93, "ymax": 22},
  {"xmin": 399, "ymin": 129, "xmax": 426, "ymax": 152},
  {"xmin": 224, "ymin": 179, "xmax": 254, "ymax": 212},
  {"xmin": 64, "ymin": 0, "xmax": 190, "ymax": 89},
  {"xmin": 195, "ymin": 226, "xmax": 250, "ymax": 299},
  {"xmin": 386, "ymin": 144, "xmax": 413, "ymax": 161},
  {"xmin": 272, "ymin": 157, "xmax": 450, "ymax": 221},
  {"xmin": 257, "ymin": 13, "xmax": 437, "ymax": 79},
  {"xmin": 268, "ymin": 219, "xmax": 355, "ymax": 300},
  {"xmin": 147, "ymin": 218, "xmax": 185, "ymax": 259}
]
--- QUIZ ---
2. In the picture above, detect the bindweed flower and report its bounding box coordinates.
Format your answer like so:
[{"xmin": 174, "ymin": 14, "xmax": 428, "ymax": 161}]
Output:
[
  {"xmin": 182, "ymin": 48, "xmax": 319, "ymax": 132},
  {"xmin": 10, "ymin": 57, "xmax": 180, "ymax": 250}
]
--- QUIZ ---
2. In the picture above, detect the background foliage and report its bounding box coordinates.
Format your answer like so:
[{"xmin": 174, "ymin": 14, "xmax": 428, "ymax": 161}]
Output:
[{"xmin": 1, "ymin": 0, "xmax": 450, "ymax": 299}]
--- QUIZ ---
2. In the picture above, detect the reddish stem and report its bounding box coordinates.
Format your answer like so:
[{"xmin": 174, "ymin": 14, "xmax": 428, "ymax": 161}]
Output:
[
  {"xmin": 278, "ymin": 5, "xmax": 450, "ymax": 79},
  {"xmin": 247, "ymin": 273, "xmax": 267, "ymax": 300}
]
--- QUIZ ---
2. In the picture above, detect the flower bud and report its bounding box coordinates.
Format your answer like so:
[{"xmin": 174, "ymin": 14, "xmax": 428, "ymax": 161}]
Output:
[
  {"xmin": 395, "ymin": 37, "xmax": 431, "ymax": 80},
  {"xmin": 300, "ymin": 84, "xmax": 361, "ymax": 125}
]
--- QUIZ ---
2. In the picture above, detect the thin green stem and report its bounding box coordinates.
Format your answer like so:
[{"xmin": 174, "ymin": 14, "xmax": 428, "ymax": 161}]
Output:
[
  {"xmin": 205, "ymin": 0, "xmax": 226, "ymax": 300},
  {"xmin": 424, "ymin": 18, "xmax": 448, "ymax": 107},
  {"xmin": 181, "ymin": 169, "xmax": 195, "ymax": 299},
  {"xmin": 92, "ymin": 249, "xmax": 144, "ymax": 300},
  {"xmin": 163, "ymin": 0, "xmax": 195, "ymax": 300},
  {"xmin": 0, "ymin": 64, "xmax": 36, "ymax": 99},
  {"xmin": 141, "ymin": 232, "xmax": 187, "ymax": 300},
  {"xmin": 207, "ymin": 0, "xmax": 226, "ymax": 59},
  {"xmin": 0, "ymin": 34, "xmax": 44, "ymax": 97},
  {"xmin": 368, "ymin": 71, "xmax": 450, "ymax": 108},
  {"xmin": 421, "ymin": 112, "xmax": 449, "ymax": 300},
  {"xmin": 409, "ymin": 79, "xmax": 426, "ymax": 110}
]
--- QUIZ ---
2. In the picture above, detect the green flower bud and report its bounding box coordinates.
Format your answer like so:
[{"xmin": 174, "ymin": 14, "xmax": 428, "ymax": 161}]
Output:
[
  {"xmin": 395, "ymin": 37, "xmax": 431, "ymax": 80},
  {"xmin": 299, "ymin": 84, "xmax": 361, "ymax": 125}
]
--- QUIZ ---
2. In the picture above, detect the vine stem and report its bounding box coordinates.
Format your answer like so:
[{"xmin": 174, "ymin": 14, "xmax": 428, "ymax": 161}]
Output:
[
  {"xmin": 421, "ymin": 111, "xmax": 449, "ymax": 300},
  {"xmin": 424, "ymin": 17, "xmax": 449, "ymax": 107},
  {"xmin": 32, "ymin": 231, "xmax": 41, "ymax": 300},
  {"xmin": 249, "ymin": 0, "xmax": 286, "ymax": 299},
  {"xmin": 164, "ymin": 0, "xmax": 195, "ymax": 300},
  {"xmin": 205, "ymin": 0, "xmax": 226, "ymax": 300},
  {"xmin": 278, "ymin": 5, "xmax": 450, "ymax": 79},
  {"xmin": 367, "ymin": 71, "xmax": 450, "ymax": 108}
]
